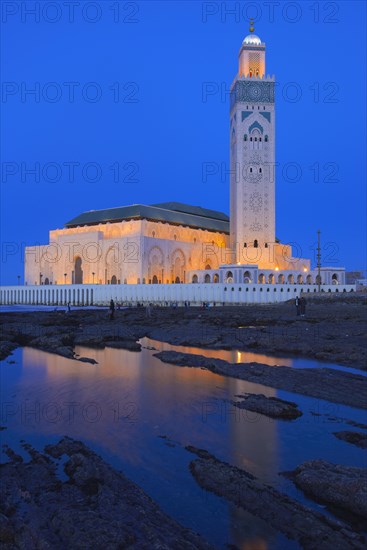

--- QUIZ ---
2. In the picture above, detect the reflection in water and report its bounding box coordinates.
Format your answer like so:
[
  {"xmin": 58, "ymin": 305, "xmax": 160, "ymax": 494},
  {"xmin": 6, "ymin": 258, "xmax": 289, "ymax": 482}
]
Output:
[
  {"xmin": 142, "ymin": 337, "xmax": 292, "ymax": 367},
  {"xmin": 1, "ymin": 345, "xmax": 365, "ymax": 549}
]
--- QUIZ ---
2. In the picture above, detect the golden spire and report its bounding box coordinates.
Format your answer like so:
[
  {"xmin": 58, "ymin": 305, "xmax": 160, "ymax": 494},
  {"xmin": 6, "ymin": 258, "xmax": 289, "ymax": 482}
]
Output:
[{"xmin": 249, "ymin": 18, "xmax": 254, "ymax": 33}]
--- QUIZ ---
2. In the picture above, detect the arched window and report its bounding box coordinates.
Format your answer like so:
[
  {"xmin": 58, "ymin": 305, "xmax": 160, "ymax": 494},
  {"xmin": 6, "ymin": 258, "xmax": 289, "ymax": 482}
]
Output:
[
  {"xmin": 278, "ymin": 274, "xmax": 285, "ymax": 284},
  {"xmin": 205, "ymin": 264, "xmax": 211, "ymax": 270},
  {"xmin": 268, "ymin": 274, "xmax": 275, "ymax": 284},
  {"xmin": 244, "ymin": 134, "xmax": 248, "ymax": 141},
  {"xmin": 250, "ymin": 167, "xmax": 253, "ymax": 173},
  {"xmin": 192, "ymin": 274, "xmax": 198, "ymax": 283},
  {"xmin": 256, "ymin": 69, "xmax": 259, "ymax": 76},
  {"xmin": 204, "ymin": 274, "xmax": 211, "ymax": 283},
  {"xmin": 254, "ymin": 239, "xmax": 258, "ymax": 248},
  {"xmin": 152, "ymin": 275, "xmax": 158, "ymax": 284},
  {"xmin": 287, "ymin": 274, "xmax": 294, "ymax": 284},
  {"xmin": 226, "ymin": 271, "xmax": 233, "ymax": 283},
  {"xmin": 44, "ymin": 278, "xmax": 50, "ymax": 285},
  {"xmin": 111, "ymin": 275, "xmax": 117, "ymax": 285},
  {"xmin": 249, "ymin": 68, "xmax": 253, "ymax": 77},
  {"xmin": 265, "ymin": 135, "xmax": 268, "ymax": 142},
  {"xmin": 250, "ymin": 137, "xmax": 253, "ymax": 142},
  {"xmin": 332, "ymin": 273, "xmax": 339, "ymax": 285},
  {"xmin": 254, "ymin": 137, "xmax": 257, "ymax": 141},
  {"xmin": 258, "ymin": 273, "xmax": 265, "ymax": 284},
  {"xmin": 213, "ymin": 274, "xmax": 219, "ymax": 283},
  {"xmin": 259, "ymin": 167, "xmax": 262, "ymax": 173},
  {"xmin": 306, "ymin": 274, "xmax": 312, "ymax": 284}
]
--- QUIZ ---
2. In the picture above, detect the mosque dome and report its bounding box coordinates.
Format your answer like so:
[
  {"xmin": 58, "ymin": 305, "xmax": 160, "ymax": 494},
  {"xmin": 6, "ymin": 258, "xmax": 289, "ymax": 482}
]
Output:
[{"xmin": 243, "ymin": 34, "xmax": 261, "ymax": 46}]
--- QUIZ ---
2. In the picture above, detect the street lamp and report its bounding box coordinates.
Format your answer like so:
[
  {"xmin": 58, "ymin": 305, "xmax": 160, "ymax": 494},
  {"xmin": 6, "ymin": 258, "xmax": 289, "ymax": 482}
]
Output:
[
  {"xmin": 92, "ymin": 272, "xmax": 95, "ymax": 284},
  {"xmin": 64, "ymin": 273, "xmax": 67, "ymax": 284}
]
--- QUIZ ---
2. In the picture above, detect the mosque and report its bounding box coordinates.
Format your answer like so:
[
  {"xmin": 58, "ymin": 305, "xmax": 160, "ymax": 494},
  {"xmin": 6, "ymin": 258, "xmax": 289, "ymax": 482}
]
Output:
[{"xmin": 24, "ymin": 23, "xmax": 345, "ymax": 288}]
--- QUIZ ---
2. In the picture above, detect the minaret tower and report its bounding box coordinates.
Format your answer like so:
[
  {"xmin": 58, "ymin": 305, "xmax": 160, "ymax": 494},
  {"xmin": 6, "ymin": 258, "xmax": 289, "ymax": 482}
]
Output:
[{"xmin": 229, "ymin": 21, "xmax": 275, "ymax": 264}]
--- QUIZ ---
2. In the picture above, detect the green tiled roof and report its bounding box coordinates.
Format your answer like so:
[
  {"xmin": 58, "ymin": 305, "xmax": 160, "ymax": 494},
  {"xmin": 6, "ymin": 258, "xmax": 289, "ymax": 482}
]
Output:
[{"xmin": 65, "ymin": 202, "xmax": 229, "ymax": 234}]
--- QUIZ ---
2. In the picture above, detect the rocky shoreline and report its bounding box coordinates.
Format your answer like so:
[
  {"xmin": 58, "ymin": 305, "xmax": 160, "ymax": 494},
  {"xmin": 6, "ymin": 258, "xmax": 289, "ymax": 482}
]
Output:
[
  {"xmin": 186, "ymin": 446, "xmax": 366, "ymax": 549},
  {"xmin": 283, "ymin": 460, "xmax": 367, "ymax": 521},
  {"xmin": 1, "ymin": 296, "xmax": 366, "ymax": 548},
  {"xmin": 1, "ymin": 294, "xmax": 366, "ymax": 368},
  {"xmin": 154, "ymin": 350, "xmax": 367, "ymax": 410},
  {"xmin": 0, "ymin": 438, "xmax": 213, "ymax": 549}
]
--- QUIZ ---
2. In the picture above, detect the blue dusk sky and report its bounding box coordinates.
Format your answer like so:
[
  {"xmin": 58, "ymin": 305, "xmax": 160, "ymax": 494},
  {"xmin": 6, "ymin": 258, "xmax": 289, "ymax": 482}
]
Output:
[{"xmin": 1, "ymin": 0, "xmax": 366, "ymax": 284}]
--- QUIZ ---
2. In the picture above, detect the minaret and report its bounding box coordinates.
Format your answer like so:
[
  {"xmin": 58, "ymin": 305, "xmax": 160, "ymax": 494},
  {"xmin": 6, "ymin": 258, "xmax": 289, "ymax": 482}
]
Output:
[{"xmin": 229, "ymin": 21, "xmax": 275, "ymax": 264}]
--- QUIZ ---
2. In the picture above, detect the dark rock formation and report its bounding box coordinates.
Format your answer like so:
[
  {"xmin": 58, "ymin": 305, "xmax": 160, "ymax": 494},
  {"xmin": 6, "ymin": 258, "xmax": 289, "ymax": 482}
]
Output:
[
  {"xmin": 231, "ymin": 393, "xmax": 302, "ymax": 420},
  {"xmin": 333, "ymin": 431, "xmax": 367, "ymax": 448},
  {"xmin": 154, "ymin": 350, "xmax": 367, "ymax": 410},
  {"xmin": 186, "ymin": 446, "xmax": 366, "ymax": 550},
  {"xmin": 0, "ymin": 437, "xmax": 213, "ymax": 549},
  {"xmin": 284, "ymin": 459, "xmax": 367, "ymax": 520}
]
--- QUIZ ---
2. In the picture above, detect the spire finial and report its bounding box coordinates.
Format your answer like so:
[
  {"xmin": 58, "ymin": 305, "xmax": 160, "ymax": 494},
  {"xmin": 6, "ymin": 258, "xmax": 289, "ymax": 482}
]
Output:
[{"xmin": 249, "ymin": 18, "xmax": 254, "ymax": 33}]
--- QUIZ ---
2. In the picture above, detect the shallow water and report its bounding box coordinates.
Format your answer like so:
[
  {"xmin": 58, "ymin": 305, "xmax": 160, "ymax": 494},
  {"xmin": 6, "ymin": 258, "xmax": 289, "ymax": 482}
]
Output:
[{"xmin": 1, "ymin": 343, "xmax": 366, "ymax": 549}]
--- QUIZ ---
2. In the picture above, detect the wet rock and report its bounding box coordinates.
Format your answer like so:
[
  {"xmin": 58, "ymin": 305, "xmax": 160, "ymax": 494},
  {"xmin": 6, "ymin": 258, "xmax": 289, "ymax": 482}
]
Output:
[
  {"xmin": 0, "ymin": 513, "xmax": 15, "ymax": 544},
  {"xmin": 77, "ymin": 356, "xmax": 98, "ymax": 364},
  {"xmin": 333, "ymin": 430, "xmax": 367, "ymax": 449},
  {"xmin": 105, "ymin": 340, "xmax": 141, "ymax": 352},
  {"xmin": 0, "ymin": 437, "xmax": 213, "ymax": 549},
  {"xmin": 187, "ymin": 446, "xmax": 366, "ymax": 550},
  {"xmin": 231, "ymin": 393, "xmax": 302, "ymax": 420},
  {"xmin": 284, "ymin": 460, "xmax": 367, "ymax": 520},
  {"xmin": 154, "ymin": 351, "xmax": 367, "ymax": 410},
  {"xmin": 3, "ymin": 446, "xmax": 23, "ymax": 464},
  {"xmin": 0, "ymin": 342, "xmax": 17, "ymax": 361}
]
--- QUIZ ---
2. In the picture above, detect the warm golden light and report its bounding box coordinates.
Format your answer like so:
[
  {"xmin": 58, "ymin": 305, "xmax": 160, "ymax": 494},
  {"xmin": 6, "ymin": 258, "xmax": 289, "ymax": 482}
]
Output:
[
  {"xmin": 303, "ymin": 267, "xmax": 307, "ymax": 272},
  {"xmin": 275, "ymin": 267, "xmax": 279, "ymax": 271}
]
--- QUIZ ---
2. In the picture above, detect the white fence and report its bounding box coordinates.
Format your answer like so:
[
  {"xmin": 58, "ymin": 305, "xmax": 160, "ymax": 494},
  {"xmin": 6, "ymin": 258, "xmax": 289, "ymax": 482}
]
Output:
[{"xmin": 0, "ymin": 283, "xmax": 356, "ymax": 306}]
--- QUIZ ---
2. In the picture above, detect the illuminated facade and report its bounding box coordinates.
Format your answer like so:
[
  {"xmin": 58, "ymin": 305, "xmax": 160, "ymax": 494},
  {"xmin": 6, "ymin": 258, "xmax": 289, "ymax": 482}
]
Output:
[{"xmin": 24, "ymin": 24, "xmax": 345, "ymax": 288}]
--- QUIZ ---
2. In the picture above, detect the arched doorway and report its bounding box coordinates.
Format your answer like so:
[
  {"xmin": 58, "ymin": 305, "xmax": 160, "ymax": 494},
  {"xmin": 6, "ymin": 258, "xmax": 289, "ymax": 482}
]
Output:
[
  {"xmin": 111, "ymin": 275, "xmax": 117, "ymax": 285},
  {"xmin": 297, "ymin": 274, "xmax": 303, "ymax": 284},
  {"xmin": 192, "ymin": 274, "xmax": 198, "ymax": 283},
  {"xmin": 44, "ymin": 277, "xmax": 50, "ymax": 285},
  {"xmin": 258, "ymin": 273, "xmax": 265, "ymax": 284},
  {"xmin": 332, "ymin": 273, "xmax": 339, "ymax": 285},
  {"xmin": 306, "ymin": 274, "xmax": 312, "ymax": 284},
  {"xmin": 268, "ymin": 273, "xmax": 275, "ymax": 284},
  {"xmin": 287, "ymin": 274, "xmax": 294, "ymax": 284},
  {"xmin": 226, "ymin": 271, "xmax": 233, "ymax": 283},
  {"xmin": 243, "ymin": 271, "xmax": 251, "ymax": 283},
  {"xmin": 175, "ymin": 276, "xmax": 180, "ymax": 284},
  {"xmin": 148, "ymin": 246, "xmax": 164, "ymax": 285},
  {"xmin": 74, "ymin": 257, "xmax": 83, "ymax": 284},
  {"xmin": 213, "ymin": 274, "xmax": 219, "ymax": 283},
  {"xmin": 278, "ymin": 274, "xmax": 285, "ymax": 284},
  {"xmin": 204, "ymin": 274, "xmax": 211, "ymax": 283}
]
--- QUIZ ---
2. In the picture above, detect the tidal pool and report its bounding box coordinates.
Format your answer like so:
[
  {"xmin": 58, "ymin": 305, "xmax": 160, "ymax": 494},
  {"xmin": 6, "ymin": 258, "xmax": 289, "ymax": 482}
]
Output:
[{"xmin": 1, "ymin": 342, "xmax": 366, "ymax": 549}]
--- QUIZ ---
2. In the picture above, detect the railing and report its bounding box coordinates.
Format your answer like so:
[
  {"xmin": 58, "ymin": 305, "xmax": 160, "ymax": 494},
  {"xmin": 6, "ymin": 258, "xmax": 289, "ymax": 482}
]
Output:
[{"xmin": 0, "ymin": 283, "xmax": 357, "ymax": 307}]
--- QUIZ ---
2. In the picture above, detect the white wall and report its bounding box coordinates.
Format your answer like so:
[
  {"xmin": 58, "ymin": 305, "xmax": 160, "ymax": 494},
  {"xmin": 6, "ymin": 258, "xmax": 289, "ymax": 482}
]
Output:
[{"xmin": 0, "ymin": 283, "xmax": 357, "ymax": 306}]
